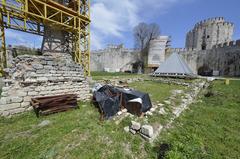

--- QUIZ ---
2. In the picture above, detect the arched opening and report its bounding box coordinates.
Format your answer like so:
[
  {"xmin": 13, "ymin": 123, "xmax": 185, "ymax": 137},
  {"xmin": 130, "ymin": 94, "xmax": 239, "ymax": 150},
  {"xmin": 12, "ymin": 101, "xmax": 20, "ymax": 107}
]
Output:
[{"xmin": 198, "ymin": 65, "xmax": 213, "ymax": 76}]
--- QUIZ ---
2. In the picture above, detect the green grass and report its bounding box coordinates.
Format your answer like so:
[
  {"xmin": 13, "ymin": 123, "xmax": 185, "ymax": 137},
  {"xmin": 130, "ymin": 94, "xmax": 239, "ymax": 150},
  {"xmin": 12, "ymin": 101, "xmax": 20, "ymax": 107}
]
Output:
[
  {"xmin": 91, "ymin": 71, "xmax": 146, "ymax": 80},
  {"xmin": 129, "ymin": 81, "xmax": 184, "ymax": 103},
  {"xmin": 0, "ymin": 81, "xmax": 177, "ymax": 159},
  {"xmin": 155, "ymin": 80, "xmax": 240, "ymax": 159},
  {"xmin": 1, "ymin": 80, "xmax": 240, "ymax": 159}
]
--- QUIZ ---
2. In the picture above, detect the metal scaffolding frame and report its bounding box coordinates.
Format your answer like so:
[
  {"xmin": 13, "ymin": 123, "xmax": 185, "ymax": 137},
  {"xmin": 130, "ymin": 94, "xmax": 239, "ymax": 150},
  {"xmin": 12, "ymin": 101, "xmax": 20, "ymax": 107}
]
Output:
[{"xmin": 0, "ymin": 0, "xmax": 91, "ymax": 76}]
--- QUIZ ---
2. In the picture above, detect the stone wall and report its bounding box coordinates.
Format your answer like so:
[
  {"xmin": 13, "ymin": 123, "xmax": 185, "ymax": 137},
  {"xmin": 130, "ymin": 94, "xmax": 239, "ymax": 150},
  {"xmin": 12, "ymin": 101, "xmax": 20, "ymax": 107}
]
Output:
[
  {"xmin": 0, "ymin": 53, "xmax": 90, "ymax": 117},
  {"xmin": 171, "ymin": 40, "xmax": 240, "ymax": 76},
  {"xmin": 91, "ymin": 44, "xmax": 140, "ymax": 72}
]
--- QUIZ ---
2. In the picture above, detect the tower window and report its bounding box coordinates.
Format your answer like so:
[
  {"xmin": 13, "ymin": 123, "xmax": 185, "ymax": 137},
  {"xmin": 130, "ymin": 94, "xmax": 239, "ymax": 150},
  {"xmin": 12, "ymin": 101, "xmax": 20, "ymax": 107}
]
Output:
[
  {"xmin": 202, "ymin": 44, "xmax": 206, "ymax": 50},
  {"xmin": 207, "ymin": 35, "xmax": 210, "ymax": 39}
]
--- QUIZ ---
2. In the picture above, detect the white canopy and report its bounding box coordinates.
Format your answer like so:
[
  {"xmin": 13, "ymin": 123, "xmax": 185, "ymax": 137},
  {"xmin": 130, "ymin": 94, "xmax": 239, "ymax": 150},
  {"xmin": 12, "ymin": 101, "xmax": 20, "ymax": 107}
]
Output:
[{"xmin": 153, "ymin": 53, "xmax": 195, "ymax": 77}]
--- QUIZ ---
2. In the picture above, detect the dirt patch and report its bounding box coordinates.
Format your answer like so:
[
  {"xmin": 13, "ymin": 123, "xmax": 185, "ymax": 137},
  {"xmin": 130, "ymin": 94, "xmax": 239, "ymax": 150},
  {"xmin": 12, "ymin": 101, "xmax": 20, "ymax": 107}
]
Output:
[{"xmin": 158, "ymin": 143, "xmax": 171, "ymax": 159}]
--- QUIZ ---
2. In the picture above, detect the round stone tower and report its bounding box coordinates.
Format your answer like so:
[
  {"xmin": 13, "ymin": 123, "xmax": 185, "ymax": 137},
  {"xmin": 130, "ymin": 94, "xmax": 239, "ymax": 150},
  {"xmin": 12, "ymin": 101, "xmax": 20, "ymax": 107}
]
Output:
[{"xmin": 185, "ymin": 17, "xmax": 234, "ymax": 50}]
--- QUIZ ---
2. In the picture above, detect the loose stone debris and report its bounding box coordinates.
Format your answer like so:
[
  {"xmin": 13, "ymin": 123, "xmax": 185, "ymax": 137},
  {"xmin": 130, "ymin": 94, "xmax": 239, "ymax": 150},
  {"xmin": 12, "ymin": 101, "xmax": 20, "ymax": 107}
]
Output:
[
  {"xmin": 124, "ymin": 79, "xmax": 209, "ymax": 143},
  {"xmin": 37, "ymin": 120, "xmax": 51, "ymax": 127}
]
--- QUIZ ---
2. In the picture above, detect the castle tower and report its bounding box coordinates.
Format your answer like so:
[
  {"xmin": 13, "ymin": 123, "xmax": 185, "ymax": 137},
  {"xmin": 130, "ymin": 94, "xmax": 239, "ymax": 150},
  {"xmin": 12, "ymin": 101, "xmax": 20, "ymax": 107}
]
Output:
[
  {"xmin": 147, "ymin": 36, "xmax": 171, "ymax": 70},
  {"xmin": 186, "ymin": 17, "xmax": 234, "ymax": 50}
]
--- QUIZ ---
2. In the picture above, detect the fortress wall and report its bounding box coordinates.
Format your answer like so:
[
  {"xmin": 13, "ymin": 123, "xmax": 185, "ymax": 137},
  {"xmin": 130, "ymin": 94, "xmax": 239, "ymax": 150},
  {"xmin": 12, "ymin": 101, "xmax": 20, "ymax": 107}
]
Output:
[
  {"xmin": 91, "ymin": 47, "xmax": 140, "ymax": 72},
  {"xmin": 172, "ymin": 40, "xmax": 240, "ymax": 76}
]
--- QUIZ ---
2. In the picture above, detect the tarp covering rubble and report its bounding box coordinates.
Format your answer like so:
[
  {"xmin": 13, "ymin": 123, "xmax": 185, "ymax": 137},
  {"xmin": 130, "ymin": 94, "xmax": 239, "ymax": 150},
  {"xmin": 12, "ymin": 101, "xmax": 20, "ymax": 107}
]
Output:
[{"xmin": 93, "ymin": 85, "xmax": 152, "ymax": 119}]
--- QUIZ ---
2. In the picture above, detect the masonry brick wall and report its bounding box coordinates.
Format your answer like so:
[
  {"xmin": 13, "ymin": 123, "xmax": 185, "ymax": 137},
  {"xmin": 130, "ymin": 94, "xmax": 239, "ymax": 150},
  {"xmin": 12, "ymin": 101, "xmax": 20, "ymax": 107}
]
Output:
[{"xmin": 0, "ymin": 53, "xmax": 91, "ymax": 117}]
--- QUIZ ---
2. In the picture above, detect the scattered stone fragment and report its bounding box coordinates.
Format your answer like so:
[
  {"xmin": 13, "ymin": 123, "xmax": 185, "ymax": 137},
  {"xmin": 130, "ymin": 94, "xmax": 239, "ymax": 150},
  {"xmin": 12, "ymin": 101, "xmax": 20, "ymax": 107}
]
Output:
[
  {"xmin": 164, "ymin": 100, "xmax": 171, "ymax": 105},
  {"xmin": 159, "ymin": 108, "xmax": 166, "ymax": 115},
  {"xmin": 122, "ymin": 108, "xmax": 127, "ymax": 113},
  {"xmin": 150, "ymin": 107, "xmax": 156, "ymax": 112},
  {"xmin": 37, "ymin": 120, "xmax": 51, "ymax": 127},
  {"xmin": 146, "ymin": 111, "xmax": 153, "ymax": 116},
  {"xmin": 172, "ymin": 90, "xmax": 183, "ymax": 95},
  {"xmin": 130, "ymin": 129, "xmax": 136, "ymax": 135},
  {"xmin": 131, "ymin": 121, "xmax": 141, "ymax": 130},
  {"xmin": 157, "ymin": 103, "xmax": 164, "ymax": 107},
  {"xmin": 124, "ymin": 126, "xmax": 130, "ymax": 133},
  {"xmin": 140, "ymin": 133, "xmax": 151, "ymax": 141},
  {"xmin": 117, "ymin": 111, "xmax": 122, "ymax": 116},
  {"xmin": 141, "ymin": 125, "xmax": 154, "ymax": 138}
]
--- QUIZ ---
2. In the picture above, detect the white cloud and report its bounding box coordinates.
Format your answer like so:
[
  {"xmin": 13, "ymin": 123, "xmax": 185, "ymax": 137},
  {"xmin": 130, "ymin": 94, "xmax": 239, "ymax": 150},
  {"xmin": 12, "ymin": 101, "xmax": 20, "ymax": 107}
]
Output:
[
  {"xmin": 5, "ymin": 29, "xmax": 42, "ymax": 48},
  {"xmin": 91, "ymin": 0, "xmax": 140, "ymax": 49},
  {"xmin": 91, "ymin": 0, "xmax": 192, "ymax": 50}
]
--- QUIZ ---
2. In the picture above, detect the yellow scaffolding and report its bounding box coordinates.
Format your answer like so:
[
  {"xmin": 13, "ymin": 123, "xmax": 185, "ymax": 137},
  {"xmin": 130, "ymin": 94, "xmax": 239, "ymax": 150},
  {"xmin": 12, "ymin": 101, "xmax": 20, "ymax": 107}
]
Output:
[{"xmin": 0, "ymin": 0, "xmax": 91, "ymax": 76}]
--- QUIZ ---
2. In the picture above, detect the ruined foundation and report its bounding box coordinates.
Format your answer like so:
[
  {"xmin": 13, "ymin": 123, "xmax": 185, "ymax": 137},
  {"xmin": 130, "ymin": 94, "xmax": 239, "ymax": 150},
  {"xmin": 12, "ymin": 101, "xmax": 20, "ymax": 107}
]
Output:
[{"xmin": 0, "ymin": 52, "xmax": 91, "ymax": 117}]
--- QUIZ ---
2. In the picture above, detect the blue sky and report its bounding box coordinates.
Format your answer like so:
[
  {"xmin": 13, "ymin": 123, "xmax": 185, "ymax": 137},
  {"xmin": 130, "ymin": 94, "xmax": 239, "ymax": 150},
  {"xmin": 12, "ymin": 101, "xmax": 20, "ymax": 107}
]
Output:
[{"xmin": 5, "ymin": 0, "xmax": 240, "ymax": 50}]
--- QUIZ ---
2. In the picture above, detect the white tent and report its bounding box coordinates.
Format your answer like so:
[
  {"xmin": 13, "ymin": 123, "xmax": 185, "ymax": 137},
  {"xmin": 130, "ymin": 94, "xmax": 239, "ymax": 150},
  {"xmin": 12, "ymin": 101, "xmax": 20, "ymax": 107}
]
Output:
[{"xmin": 153, "ymin": 53, "xmax": 195, "ymax": 77}]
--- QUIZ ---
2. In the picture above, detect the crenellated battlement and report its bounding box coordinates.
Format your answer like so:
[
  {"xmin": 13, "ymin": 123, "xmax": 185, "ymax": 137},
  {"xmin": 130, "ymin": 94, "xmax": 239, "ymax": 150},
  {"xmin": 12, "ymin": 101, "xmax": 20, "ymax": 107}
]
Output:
[
  {"xmin": 91, "ymin": 44, "xmax": 139, "ymax": 54},
  {"xmin": 186, "ymin": 17, "xmax": 234, "ymax": 50},
  {"xmin": 170, "ymin": 48, "xmax": 197, "ymax": 52},
  {"xmin": 190, "ymin": 17, "xmax": 234, "ymax": 32},
  {"xmin": 212, "ymin": 39, "xmax": 240, "ymax": 48},
  {"xmin": 194, "ymin": 17, "xmax": 224, "ymax": 27}
]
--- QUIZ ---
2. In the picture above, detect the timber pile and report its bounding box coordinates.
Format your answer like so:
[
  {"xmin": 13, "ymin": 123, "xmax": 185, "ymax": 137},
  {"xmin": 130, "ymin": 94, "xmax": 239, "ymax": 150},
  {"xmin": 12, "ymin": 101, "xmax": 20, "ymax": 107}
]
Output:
[{"xmin": 31, "ymin": 94, "xmax": 78, "ymax": 117}]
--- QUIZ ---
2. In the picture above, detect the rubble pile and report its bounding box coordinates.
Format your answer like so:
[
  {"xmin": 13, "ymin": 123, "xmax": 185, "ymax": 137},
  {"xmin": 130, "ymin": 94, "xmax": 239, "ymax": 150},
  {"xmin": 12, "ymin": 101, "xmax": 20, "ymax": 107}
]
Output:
[
  {"xmin": 125, "ymin": 121, "xmax": 155, "ymax": 141},
  {"xmin": 0, "ymin": 53, "xmax": 91, "ymax": 117}
]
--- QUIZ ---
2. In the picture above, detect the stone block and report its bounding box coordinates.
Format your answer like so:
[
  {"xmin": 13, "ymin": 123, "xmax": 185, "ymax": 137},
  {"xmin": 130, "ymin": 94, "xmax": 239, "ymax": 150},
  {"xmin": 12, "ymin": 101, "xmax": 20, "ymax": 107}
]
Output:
[
  {"xmin": 44, "ymin": 66, "xmax": 54, "ymax": 70},
  {"xmin": 24, "ymin": 96, "xmax": 32, "ymax": 102},
  {"xmin": 11, "ymin": 96, "xmax": 23, "ymax": 103},
  {"xmin": 164, "ymin": 100, "xmax": 171, "ymax": 105},
  {"xmin": 24, "ymin": 78, "xmax": 37, "ymax": 83},
  {"xmin": 15, "ymin": 90, "xmax": 27, "ymax": 97},
  {"xmin": 26, "ymin": 106, "xmax": 33, "ymax": 111},
  {"xmin": 141, "ymin": 125, "xmax": 154, "ymax": 138},
  {"xmin": 32, "ymin": 64, "xmax": 43, "ymax": 70},
  {"xmin": 140, "ymin": 133, "xmax": 152, "ymax": 141},
  {"xmin": 21, "ymin": 102, "xmax": 30, "ymax": 108},
  {"xmin": 28, "ymin": 91, "xmax": 39, "ymax": 96},
  {"xmin": 130, "ymin": 129, "xmax": 136, "ymax": 135},
  {"xmin": 36, "ymin": 70, "xmax": 47, "ymax": 74},
  {"xmin": 0, "ymin": 97, "xmax": 7, "ymax": 105},
  {"xmin": 1, "ymin": 111, "xmax": 10, "ymax": 117},
  {"xmin": 40, "ymin": 60, "xmax": 47, "ymax": 65},
  {"xmin": 124, "ymin": 126, "xmax": 130, "ymax": 133},
  {"xmin": 8, "ymin": 108, "xmax": 25, "ymax": 114},
  {"xmin": 38, "ymin": 120, "xmax": 51, "ymax": 127},
  {"xmin": 1, "ymin": 92, "xmax": 8, "ymax": 97},
  {"xmin": 131, "ymin": 121, "xmax": 141, "ymax": 131},
  {"xmin": 44, "ymin": 57, "xmax": 54, "ymax": 61},
  {"xmin": 47, "ymin": 61, "xmax": 53, "ymax": 65},
  {"xmin": 0, "ymin": 103, "xmax": 21, "ymax": 111},
  {"xmin": 37, "ymin": 77, "xmax": 48, "ymax": 82},
  {"xmin": 2, "ymin": 87, "xmax": 10, "ymax": 92}
]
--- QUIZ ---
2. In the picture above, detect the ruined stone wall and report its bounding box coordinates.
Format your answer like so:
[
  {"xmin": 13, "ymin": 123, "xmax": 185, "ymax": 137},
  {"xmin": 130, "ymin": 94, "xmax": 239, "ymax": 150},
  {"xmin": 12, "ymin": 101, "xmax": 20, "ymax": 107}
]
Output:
[
  {"xmin": 0, "ymin": 53, "xmax": 90, "ymax": 117},
  {"xmin": 91, "ymin": 45, "xmax": 140, "ymax": 72}
]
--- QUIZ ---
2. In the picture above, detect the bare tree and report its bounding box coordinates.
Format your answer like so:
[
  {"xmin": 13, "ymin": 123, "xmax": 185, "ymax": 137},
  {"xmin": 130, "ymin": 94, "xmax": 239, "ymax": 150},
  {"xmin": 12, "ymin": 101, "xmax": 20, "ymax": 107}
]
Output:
[
  {"xmin": 133, "ymin": 22, "xmax": 160, "ymax": 50},
  {"xmin": 133, "ymin": 22, "xmax": 160, "ymax": 73}
]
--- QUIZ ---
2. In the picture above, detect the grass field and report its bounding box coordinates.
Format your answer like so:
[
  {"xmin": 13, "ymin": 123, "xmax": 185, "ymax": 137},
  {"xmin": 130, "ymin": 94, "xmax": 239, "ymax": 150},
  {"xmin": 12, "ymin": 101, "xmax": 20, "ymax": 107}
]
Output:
[
  {"xmin": 0, "ymin": 81, "xmax": 179, "ymax": 159},
  {"xmin": 0, "ymin": 79, "xmax": 239, "ymax": 159},
  {"xmin": 91, "ymin": 71, "xmax": 146, "ymax": 80},
  {"xmin": 155, "ymin": 80, "xmax": 240, "ymax": 159}
]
